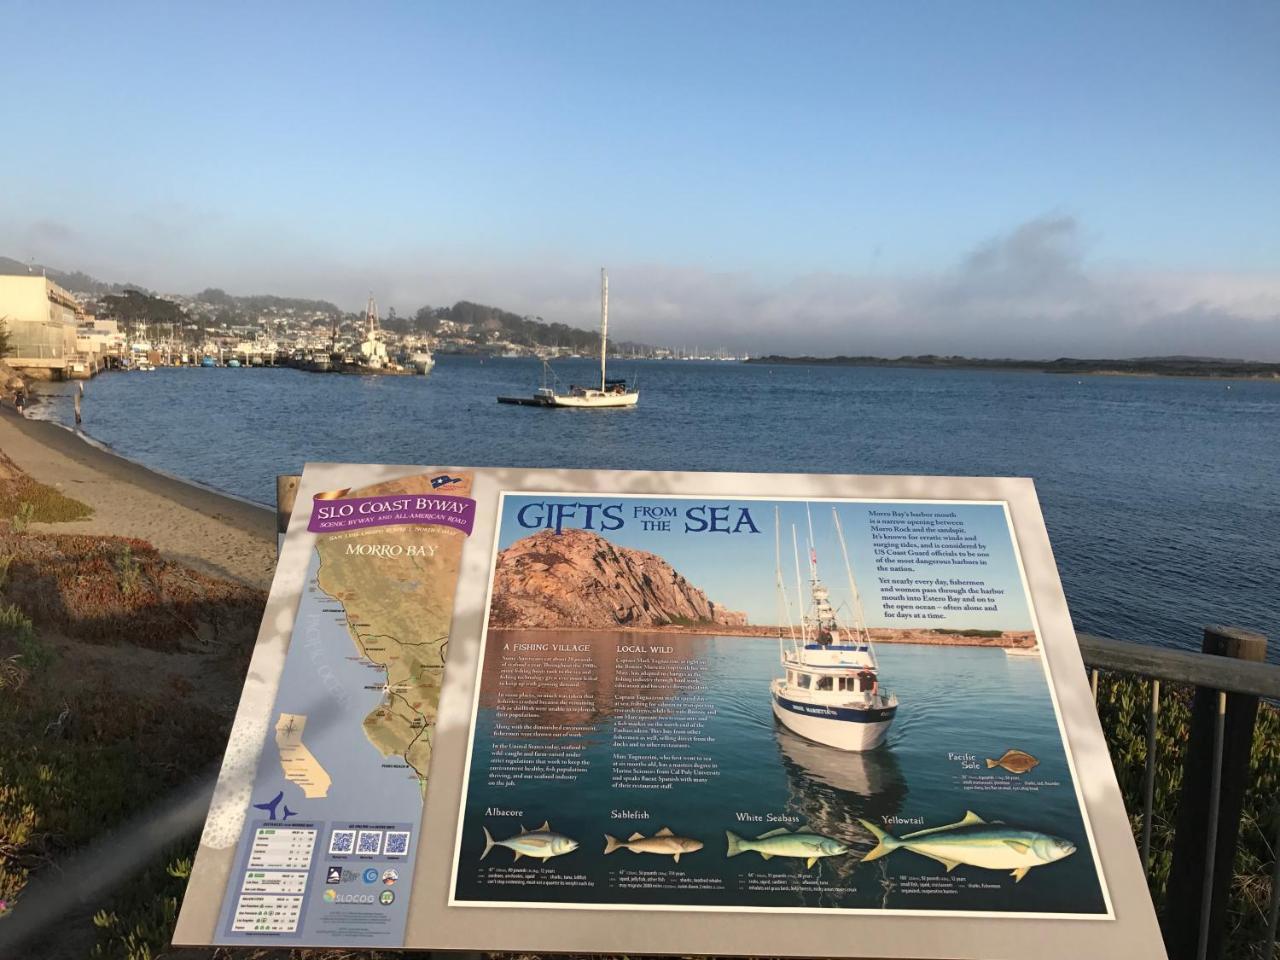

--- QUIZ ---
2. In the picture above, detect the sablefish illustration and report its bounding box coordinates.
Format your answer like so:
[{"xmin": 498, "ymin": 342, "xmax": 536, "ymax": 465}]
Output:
[
  {"xmin": 986, "ymin": 749, "xmax": 1040, "ymax": 774},
  {"xmin": 858, "ymin": 811, "xmax": 1076, "ymax": 882},
  {"xmin": 725, "ymin": 827, "xmax": 849, "ymax": 868},
  {"xmin": 481, "ymin": 821, "xmax": 578, "ymax": 862},
  {"xmin": 603, "ymin": 827, "xmax": 703, "ymax": 862}
]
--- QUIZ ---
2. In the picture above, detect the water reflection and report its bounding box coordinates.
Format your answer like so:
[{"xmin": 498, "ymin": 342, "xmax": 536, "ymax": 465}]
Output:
[{"xmin": 775, "ymin": 724, "xmax": 907, "ymax": 903}]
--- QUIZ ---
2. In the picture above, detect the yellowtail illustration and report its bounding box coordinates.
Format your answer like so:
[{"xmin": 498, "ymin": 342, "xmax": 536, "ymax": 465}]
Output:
[
  {"xmin": 858, "ymin": 811, "xmax": 1074, "ymax": 882},
  {"xmin": 603, "ymin": 827, "xmax": 703, "ymax": 862},
  {"xmin": 986, "ymin": 749, "xmax": 1039, "ymax": 774}
]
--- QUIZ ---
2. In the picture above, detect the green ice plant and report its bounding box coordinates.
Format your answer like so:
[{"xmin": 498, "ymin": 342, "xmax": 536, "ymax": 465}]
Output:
[
  {"xmin": 8, "ymin": 502, "xmax": 33, "ymax": 533},
  {"xmin": 115, "ymin": 545, "xmax": 141, "ymax": 597}
]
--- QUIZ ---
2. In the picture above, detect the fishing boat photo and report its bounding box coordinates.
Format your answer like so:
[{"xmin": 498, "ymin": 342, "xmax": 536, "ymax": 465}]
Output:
[
  {"xmin": 497, "ymin": 268, "xmax": 639, "ymax": 407},
  {"xmin": 771, "ymin": 506, "xmax": 898, "ymax": 751}
]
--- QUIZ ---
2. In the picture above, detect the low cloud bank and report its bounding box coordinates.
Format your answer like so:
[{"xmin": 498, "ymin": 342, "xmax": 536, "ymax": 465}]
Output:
[{"xmin": 18, "ymin": 215, "xmax": 1280, "ymax": 360}]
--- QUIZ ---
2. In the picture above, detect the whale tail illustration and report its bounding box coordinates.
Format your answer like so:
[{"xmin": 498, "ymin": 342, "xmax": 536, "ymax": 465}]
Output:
[
  {"xmin": 481, "ymin": 826, "xmax": 496, "ymax": 861},
  {"xmin": 603, "ymin": 834, "xmax": 623, "ymax": 855},
  {"xmin": 858, "ymin": 819, "xmax": 902, "ymax": 863},
  {"xmin": 725, "ymin": 830, "xmax": 746, "ymax": 858}
]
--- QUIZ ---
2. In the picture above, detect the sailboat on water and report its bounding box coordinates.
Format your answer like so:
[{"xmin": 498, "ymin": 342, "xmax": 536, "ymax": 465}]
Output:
[
  {"xmin": 770, "ymin": 506, "xmax": 899, "ymax": 752},
  {"xmin": 497, "ymin": 268, "xmax": 639, "ymax": 408}
]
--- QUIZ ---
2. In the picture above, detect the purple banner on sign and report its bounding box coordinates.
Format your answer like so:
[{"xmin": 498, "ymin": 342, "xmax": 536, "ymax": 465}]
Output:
[{"xmin": 308, "ymin": 493, "xmax": 476, "ymax": 535}]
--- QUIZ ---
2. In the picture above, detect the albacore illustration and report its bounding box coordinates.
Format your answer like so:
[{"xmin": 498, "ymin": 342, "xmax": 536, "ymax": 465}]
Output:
[
  {"xmin": 603, "ymin": 827, "xmax": 703, "ymax": 861},
  {"xmin": 986, "ymin": 748, "xmax": 1039, "ymax": 774},
  {"xmin": 858, "ymin": 811, "xmax": 1076, "ymax": 882},
  {"xmin": 481, "ymin": 821, "xmax": 579, "ymax": 862},
  {"xmin": 725, "ymin": 827, "xmax": 850, "ymax": 868}
]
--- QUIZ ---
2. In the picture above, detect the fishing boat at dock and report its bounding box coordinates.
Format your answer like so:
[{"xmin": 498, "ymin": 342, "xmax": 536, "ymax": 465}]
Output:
[{"xmin": 771, "ymin": 506, "xmax": 898, "ymax": 752}]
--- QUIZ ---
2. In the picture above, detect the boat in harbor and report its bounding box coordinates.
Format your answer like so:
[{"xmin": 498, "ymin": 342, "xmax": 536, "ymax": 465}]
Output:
[
  {"xmin": 497, "ymin": 268, "xmax": 638, "ymax": 408},
  {"xmin": 770, "ymin": 506, "xmax": 898, "ymax": 752}
]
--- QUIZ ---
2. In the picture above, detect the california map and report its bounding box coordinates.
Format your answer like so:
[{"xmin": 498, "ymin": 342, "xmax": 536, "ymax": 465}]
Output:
[{"xmin": 305, "ymin": 472, "xmax": 473, "ymax": 796}]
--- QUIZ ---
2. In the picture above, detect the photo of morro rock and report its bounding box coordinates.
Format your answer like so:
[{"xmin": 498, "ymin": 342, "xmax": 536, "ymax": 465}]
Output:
[{"xmin": 487, "ymin": 528, "xmax": 748, "ymax": 630}]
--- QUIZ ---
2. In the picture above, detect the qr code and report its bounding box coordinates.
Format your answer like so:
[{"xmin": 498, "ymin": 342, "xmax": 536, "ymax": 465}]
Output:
[
  {"xmin": 356, "ymin": 830, "xmax": 383, "ymax": 855},
  {"xmin": 328, "ymin": 830, "xmax": 356, "ymax": 855},
  {"xmin": 383, "ymin": 831, "xmax": 410, "ymax": 856}
]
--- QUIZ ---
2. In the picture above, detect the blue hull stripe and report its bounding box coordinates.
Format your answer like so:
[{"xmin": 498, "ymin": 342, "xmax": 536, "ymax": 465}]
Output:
[{"xmin": 773, "ymin": 691, "xmax": 897, "ymax": 724}]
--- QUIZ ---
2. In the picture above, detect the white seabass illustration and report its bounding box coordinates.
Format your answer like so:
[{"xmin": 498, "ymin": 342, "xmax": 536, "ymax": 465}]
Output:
[{"xmin": 770, "ymin": 506, "xmax": 899, "ymax": 751}]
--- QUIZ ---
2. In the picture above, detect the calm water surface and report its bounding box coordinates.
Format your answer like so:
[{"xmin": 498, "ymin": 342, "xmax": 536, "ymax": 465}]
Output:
[
  {"xmin": 453, "ymin": 632, "xmax": 1106, "ymax": 913},
  {"xmin": 29, "ymin": 358, "xmax": 1279, "ymax": 657}
]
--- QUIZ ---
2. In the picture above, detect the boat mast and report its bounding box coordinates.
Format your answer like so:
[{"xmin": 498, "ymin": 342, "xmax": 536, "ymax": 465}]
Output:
[
  {"xmin": 775, "ymin": 508, "xmax": 798, "ymax": 650},
  {"xmin": 791, "ymin": 525, "xmax": 807, "ymax": 643},
  {"xmin": 599, "ymin": 267, "xmax": 608, "ymax": 392},
  {"xmin": 833, "ymin": 507, "xmax": 875, "ymax": 657},
  {"xmin": 805, "ymin": 503, "xmax": 819, "ymax": 582}
]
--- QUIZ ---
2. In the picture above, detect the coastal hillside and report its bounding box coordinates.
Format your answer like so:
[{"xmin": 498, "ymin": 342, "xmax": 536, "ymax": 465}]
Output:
[{"xmin": 488, "ymin": 528, "xmax": 747, "ymax": 629}]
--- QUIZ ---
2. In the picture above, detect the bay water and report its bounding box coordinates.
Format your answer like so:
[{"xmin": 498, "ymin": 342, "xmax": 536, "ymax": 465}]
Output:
[{"xmin": 29, "ymin": 357, "xmax": 1279, "ymax": 658}]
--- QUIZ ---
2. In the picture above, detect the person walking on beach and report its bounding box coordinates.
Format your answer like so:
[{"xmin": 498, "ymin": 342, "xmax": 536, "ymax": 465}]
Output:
[{"xmin": 13, "ymin": 387, "xmax": 26, "ymax": 416}]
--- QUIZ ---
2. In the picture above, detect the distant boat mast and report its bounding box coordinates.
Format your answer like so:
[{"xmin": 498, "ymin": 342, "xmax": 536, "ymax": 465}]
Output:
[{"xmin": 600, "ymin": 267, "xmax": 609, "ymax": 392}]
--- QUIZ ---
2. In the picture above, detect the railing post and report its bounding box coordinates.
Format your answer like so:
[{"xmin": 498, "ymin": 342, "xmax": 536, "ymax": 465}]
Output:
[{"xmin": 1161, "ymin": 625, "xmax": 1267, "ymax": 960}]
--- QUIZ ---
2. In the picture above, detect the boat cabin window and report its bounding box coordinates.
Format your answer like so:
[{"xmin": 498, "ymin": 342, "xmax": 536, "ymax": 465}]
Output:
[
  {"xmin": 815, "ymin": 676, "xmax": 833, "ymax": 691},
  {"xmin": 795, "ymin": 673, "xmax": 811, "ymax": 689}
]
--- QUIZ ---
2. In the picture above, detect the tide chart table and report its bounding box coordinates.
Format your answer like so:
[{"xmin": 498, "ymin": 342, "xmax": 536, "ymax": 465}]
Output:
[{"xmin": 174, "ymin": 463, "xmax": 1167, "ymax": 960}]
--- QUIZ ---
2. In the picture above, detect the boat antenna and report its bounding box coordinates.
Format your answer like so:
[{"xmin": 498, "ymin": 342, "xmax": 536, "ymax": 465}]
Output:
[
  {"xmin": 832, "ymin": 507, "xmax": 874, "ymax": 655},
  {"xmin": 774, "ymin": 508, "xmax": 798, "ymax": 648},
  {"xmin": 599, "ymin": 267, "xmax": 608, "ymax": 393},
  {"xmin": 805, "ymin": 502, "xmax": 819, "ymax": 581},
  {"xmin": 791, "ymin": 524, "xmax": 807, "ymax": 643}
]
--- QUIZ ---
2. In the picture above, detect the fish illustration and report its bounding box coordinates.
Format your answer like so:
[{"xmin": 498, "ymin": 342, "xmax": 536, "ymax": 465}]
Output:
[
  {"xmin": 725, "ymin": 827, "xmax": 849, "ymax": 868},
  {"xmin": 481, "ymin": 821, "xmax": 578, "ymax": 862},
  {"xmin": 986, "ymin": 749, "xmax": 1040, "ymax": 774},
  {"xmin": 858, "ymin": 811, "xmax": 1075, "ymax": 882},
  {"xmin": 603, "ymin": 827, "xmax": 703, "ymax": 862}
]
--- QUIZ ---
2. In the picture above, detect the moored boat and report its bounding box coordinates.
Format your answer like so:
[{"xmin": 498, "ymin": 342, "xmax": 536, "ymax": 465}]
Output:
[{"xmin": 497, "ymin": 268, "xmax": 638, "ymax": 408}]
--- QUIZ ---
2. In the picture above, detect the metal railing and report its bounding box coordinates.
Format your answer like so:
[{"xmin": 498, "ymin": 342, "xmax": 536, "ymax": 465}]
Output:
[{"xmin": 1079, "ymin": 628, "xmax": 1280, "ymax": 960}]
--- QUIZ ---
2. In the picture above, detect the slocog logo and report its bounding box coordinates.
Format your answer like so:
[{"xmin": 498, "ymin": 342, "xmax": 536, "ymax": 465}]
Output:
[{"xmin": 324, "ymin": 892, "xmax": 375, "ymax": 905}]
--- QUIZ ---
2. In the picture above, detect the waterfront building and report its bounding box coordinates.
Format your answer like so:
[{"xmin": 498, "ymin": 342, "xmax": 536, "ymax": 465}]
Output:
[{"xmin": 0, "ymin": 274, "xmax": 86, "ymax": 379}]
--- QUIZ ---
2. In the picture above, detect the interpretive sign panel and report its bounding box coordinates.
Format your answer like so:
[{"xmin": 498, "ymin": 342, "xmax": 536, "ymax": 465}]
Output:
[{"xmin": 175, "ymin": 465, "xmax": 1165, "ymax": 958}]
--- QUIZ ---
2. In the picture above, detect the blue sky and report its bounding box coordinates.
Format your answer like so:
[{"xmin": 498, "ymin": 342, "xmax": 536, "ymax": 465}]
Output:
[
  {"xmin": 3, "ymin": 1, "xmax": 1278, "ymax": 357},
  {"xmin": 496, "ymin": 494, "xmax": 1032, "ymax": 631}
]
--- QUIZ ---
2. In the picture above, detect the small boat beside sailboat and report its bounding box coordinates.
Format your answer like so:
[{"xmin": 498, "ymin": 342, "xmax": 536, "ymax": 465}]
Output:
[{"xmin": 771, "ymin": 506, "xmax": 898, "ymax": 752}]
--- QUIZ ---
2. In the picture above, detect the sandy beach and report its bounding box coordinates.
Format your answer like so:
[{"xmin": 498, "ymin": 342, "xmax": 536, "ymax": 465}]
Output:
[{"xmin": 0, "ymin": 407, "xmax": 276, "ymax": 589}]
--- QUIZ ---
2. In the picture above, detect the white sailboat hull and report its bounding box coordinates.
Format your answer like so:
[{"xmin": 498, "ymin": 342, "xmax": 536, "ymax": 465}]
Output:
[{"xmin": 548, "ymin": 391, "xmax": 639, "ymax": 408}]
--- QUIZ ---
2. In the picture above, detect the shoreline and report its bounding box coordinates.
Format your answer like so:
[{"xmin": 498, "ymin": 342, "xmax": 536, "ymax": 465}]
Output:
[
  {"xmin": 0, "ymin": 407, "xmax": 276, "ymax": 589},
  {"xmin": 487, "ymin": 625, "xmax": 1037, "ymax": 648},
  {"xmin": 743, "ymin": 356, "xmax": 1280, "ymax": 382}
]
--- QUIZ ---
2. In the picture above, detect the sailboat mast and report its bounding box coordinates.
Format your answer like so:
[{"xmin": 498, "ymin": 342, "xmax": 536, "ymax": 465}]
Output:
[{"xmin": 600, "ymin": 267, "xmax": 608, "ymax": 392}]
